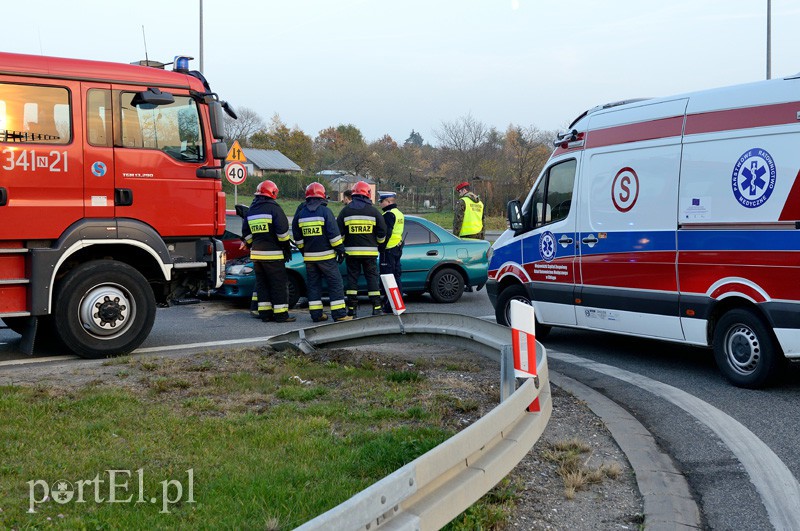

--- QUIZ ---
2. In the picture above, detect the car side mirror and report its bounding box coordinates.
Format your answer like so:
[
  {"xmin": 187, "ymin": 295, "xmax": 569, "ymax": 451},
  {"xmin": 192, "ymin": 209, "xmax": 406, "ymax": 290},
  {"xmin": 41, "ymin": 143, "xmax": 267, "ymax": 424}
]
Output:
[
  {"xmin": 235, "ymin": 204, "xmax": 249, "ymax": 218},
  {"xmin": 507, "ymin": 200, "xmax": 523, "ymax": 231}
]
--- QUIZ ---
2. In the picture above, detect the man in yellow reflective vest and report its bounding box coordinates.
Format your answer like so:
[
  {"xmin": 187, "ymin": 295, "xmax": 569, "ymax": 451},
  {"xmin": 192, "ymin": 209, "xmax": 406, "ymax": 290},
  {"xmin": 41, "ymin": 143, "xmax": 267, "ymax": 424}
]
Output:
[
  {"xmin": 453, "ymin": 181, "xmax": 485, "ymax": 240},
  {"xmin": 379, "ymin": 192, "xmax": 404, "ymax": 313}
]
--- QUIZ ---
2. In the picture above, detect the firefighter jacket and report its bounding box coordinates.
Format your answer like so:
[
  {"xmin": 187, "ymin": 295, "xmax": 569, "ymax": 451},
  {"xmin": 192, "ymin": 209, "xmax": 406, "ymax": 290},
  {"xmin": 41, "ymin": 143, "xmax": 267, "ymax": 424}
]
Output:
[
  {"xmin": 241, "ymin": 196, "xmax": 291, "ymax": 261},
  {"xmin": 292, "ymin": 198, "xmax": 343, "ymax": 262},
  {"xmin": 381, "ymin": 203, "xmax": 405, "ymax": 250},
  {"xmin": 337, "ymin": 195, "xmax": 387, "ymax": 257}
]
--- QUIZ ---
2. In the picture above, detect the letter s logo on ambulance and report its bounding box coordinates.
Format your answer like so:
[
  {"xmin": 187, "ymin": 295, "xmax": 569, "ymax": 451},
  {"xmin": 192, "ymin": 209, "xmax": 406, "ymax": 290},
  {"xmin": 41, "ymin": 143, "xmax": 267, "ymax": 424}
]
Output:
[
  {"xmin": 612, "ymin": 167, "xmax": 639, "ymax": 213},
  {"xmin": 731, "ymin": 148, "xmax": 776, "ymax": 208},
  {"xmin": 539, "ymin": 231, "xmax": 556, "ymax": 262}
]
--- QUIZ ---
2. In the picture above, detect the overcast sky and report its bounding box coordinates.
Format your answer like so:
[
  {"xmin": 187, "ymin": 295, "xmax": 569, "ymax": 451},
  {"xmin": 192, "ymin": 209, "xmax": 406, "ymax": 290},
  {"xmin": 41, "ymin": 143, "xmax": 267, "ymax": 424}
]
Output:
[{"xmin": 5, "ymin": 1, "xmax": 800, "ymax": 145}]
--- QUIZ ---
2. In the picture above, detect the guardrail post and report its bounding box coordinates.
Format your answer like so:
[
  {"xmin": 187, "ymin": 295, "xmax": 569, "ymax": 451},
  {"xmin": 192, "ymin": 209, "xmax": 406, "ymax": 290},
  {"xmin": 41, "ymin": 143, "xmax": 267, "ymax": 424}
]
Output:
[{"xmin": 500, "ymin": 344, "xmax": 515, "ymax": 402}]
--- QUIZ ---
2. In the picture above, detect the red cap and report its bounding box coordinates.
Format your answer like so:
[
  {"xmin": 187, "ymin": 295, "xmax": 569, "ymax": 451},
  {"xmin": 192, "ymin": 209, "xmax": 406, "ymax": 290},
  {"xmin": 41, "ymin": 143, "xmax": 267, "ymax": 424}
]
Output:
[{"xmin": 455, "ymin": 181, "xmax": 470, "ymax": 191}]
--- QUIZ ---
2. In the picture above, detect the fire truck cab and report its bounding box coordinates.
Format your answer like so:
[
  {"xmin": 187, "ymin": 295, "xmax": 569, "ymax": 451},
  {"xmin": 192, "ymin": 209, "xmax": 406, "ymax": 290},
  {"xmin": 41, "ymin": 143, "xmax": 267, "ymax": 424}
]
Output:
[
  {"xmin": 488, "ymin": 74, "xmax": 800, "ymax": 388},
  {"xmin": 0, "ymin": 52, "xmax": 232, "ymax": 358}
]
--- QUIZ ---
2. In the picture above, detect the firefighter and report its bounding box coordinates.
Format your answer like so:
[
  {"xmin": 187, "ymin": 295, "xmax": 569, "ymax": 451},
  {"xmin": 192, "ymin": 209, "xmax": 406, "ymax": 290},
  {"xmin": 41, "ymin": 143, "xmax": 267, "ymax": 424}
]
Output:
[
  {"xmin": 292, "ymin": 182, "xmax": 352, "ymax": 323},
  {"xmin": 453, "ymin": 181, "xmax": 485, "ymax": 240},
  {"xmin": 337, "ymin": 181, "xmax": 387, "ymax": 317},
  {"xmin": 378, "ymin": 192, "xmax": 404, "ymax": 313},
  {"xmin": 241, "ymin": 180, "xmax": 295, "ymax": 323}
]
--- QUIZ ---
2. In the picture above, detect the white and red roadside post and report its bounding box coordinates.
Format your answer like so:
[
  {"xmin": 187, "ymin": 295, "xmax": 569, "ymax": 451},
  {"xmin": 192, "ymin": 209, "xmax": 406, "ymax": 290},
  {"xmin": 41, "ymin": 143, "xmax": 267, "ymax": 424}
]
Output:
[
  {"xmin": 380, "ymin": 274, "xmax": 406, "ymax": 315},
  {"xmin": 509, "ymin": 300, "xmax": 540, "ymax": 412}
]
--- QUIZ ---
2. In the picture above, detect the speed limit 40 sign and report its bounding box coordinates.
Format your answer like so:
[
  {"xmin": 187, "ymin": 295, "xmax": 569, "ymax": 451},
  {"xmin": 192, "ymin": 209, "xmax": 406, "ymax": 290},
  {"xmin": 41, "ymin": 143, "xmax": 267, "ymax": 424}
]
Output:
[{"xmin": 225, "ymin": 162, "xmax": 247, "ymax": 186}]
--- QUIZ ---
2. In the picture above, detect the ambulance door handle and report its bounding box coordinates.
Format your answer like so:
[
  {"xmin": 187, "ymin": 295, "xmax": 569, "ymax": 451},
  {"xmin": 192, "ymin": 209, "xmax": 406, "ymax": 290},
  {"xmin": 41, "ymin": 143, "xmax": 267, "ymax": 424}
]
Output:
[
  {"xmin": 0, "ymin": 187, "xmax": 6, "ymax": 206},
  {"xmin": 581, "ymin": 234, "xmax": 598, "ymax": 247},
  {"xmin": 558, "ymin": 235, "xmax": 573, "ymax": 247}
]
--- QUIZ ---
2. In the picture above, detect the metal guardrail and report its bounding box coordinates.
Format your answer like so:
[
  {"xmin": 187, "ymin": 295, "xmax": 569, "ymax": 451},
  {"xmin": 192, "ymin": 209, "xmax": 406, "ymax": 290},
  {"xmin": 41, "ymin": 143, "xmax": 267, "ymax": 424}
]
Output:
[{"xmin": 269, "ymin": 313, "xmax": 552, "ymax": 531}]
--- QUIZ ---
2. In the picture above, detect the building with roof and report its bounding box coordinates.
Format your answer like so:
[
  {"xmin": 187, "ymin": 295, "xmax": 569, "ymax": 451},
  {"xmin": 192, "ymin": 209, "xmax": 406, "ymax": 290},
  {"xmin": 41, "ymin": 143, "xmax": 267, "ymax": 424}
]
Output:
[
  {"xmin": 321, "ymin": 172, "xmax": 376, "ymax": 202},
  {"xmin": 242, "ymin": 148, "xmax": 302, "ymax": 176}
]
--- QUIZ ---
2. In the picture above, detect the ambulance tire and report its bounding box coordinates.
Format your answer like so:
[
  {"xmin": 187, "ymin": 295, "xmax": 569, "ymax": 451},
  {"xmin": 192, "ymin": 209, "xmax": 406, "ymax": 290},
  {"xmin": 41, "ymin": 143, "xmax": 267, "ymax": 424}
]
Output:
[
  {"xmin": 54, "ymin": 260, "xmax": 156, "ymax": 359},
  {"xmin": 713, "ymin": 308, "xmax": 783, "ymax": 389},
  {"xmin": 430, "ymin": 267, "xmax": 464, "ymax": 303},
  {"xmin": 495, "ymin": 284, "xmax": 551, "ymax": 339}
]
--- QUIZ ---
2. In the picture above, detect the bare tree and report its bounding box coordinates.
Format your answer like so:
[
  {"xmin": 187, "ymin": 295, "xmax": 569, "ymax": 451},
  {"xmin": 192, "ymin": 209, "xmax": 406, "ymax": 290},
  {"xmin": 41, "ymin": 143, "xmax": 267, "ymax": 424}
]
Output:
[
  {"xmin": 434, "ymin": 114, "xmax": 489, "ymax": 183},
  {"xmin": 223, "ymin": 106, "xmax": 265, "ymax": 147}
]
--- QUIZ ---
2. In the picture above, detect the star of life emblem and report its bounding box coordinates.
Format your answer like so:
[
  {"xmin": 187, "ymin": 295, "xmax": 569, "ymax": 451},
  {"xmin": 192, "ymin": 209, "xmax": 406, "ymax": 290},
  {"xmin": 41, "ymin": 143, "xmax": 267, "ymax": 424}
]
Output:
[{"xmin": 731, "ymin": 148, "xmax": 776, "ymax": 208}]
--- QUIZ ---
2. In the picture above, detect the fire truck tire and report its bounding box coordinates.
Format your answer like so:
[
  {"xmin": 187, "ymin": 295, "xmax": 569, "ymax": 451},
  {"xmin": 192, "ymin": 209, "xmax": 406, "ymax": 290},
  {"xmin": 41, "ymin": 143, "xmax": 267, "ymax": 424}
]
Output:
[
  {"xmin": 713, "ymin": 308, "xmax": 783, "ymax": 389},
  {"xmin": 54, "ymin": 260, "xmax": 156, "ymax": 359},
  {"xmin": 494, "ymin": 284, "xmax": 551, "ymax": 339}
]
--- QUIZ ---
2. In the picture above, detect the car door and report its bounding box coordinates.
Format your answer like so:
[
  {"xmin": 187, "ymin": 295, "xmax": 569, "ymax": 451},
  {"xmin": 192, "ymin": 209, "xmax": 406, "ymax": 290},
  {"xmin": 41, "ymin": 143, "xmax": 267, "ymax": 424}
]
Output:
[
  {"xmin": 520, "ymin": 156, "xmax": 579, "ymax": 326},
  {"xmin": 401, "ymin": 219, "xmax": 444, "ymax": 292}
]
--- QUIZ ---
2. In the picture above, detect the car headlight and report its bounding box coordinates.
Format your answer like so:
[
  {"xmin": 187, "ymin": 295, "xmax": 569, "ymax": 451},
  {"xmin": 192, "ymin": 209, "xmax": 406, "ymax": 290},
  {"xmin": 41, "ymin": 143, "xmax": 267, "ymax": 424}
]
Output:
[{"xmin": 227, "ymin": 264, "xmax": 254, "ymax": 275}]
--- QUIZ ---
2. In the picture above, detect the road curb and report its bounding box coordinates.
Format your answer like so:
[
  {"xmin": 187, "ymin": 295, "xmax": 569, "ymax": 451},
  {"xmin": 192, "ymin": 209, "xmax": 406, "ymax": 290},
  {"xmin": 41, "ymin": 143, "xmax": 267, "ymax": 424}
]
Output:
[{"xmin": 550, "ymin": 371, "xmax": 702, "ymax": 530}]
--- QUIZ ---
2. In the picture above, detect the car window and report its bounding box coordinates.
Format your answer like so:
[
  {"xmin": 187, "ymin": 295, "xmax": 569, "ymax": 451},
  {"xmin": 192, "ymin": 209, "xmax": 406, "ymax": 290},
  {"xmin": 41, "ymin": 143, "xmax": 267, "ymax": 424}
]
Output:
[{"xmin": 403, "ymin": 220, "xmax": 438, "ymax": 245}]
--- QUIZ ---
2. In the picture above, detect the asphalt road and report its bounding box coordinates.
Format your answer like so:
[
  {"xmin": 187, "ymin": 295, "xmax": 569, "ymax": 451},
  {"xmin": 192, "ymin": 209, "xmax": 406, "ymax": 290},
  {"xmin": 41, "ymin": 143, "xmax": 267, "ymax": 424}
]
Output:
[{"xmin": 2, "ymin": 290, "xmax": 800, "ymax": 529}]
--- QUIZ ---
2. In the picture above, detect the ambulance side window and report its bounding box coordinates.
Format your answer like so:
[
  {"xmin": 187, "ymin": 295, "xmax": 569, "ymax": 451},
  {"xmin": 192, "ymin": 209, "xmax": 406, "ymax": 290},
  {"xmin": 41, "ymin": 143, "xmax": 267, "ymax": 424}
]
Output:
[
  {"xmin": 525, "ymin": 159, "xmax": 576, "ymax": 229},
  {"xmin": 0, "ymin": 83, "xmax": 71, "ymax": 144},
  {"xmin": 118, "ymin": 93, "xmax": 203, "ymax": 162}
]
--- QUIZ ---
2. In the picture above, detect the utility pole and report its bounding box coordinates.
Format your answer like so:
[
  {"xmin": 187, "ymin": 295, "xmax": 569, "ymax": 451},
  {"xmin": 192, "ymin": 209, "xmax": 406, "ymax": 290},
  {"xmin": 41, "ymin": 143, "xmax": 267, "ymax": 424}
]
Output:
[
  {"xmin": 199, "ymin": 0, "xmax": 204, "ymax": 73},
  {"xmin": 766, "ymin": 0, "xmax": 771, "ymax": 80}
]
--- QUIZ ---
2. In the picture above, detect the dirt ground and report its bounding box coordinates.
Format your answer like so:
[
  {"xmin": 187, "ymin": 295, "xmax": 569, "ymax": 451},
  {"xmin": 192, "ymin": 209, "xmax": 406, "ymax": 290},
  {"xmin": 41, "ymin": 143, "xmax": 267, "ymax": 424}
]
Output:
[{"xmin": 0, "ymin": 341, "xmax": 644, "ymax": 530}]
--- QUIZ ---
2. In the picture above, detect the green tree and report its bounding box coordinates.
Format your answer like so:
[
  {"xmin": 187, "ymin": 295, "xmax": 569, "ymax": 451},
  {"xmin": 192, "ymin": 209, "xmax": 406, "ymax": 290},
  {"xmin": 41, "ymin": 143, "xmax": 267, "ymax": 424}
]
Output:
[{"xmin": 250, "ymin": 114, "xmax": 314, "ymax": 170}]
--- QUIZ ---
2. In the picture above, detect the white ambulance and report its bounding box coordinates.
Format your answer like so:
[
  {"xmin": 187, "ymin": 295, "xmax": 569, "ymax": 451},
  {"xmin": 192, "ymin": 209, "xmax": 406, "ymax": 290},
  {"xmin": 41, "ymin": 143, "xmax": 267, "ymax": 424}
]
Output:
[{"xmin": 487, "ymin": 75, "xmax": 800, "ymax": 388}]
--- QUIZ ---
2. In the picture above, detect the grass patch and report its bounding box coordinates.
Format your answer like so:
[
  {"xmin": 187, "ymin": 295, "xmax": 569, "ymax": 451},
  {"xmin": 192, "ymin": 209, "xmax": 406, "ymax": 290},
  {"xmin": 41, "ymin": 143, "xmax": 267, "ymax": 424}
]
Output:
[
  {"xmin": 0, "ymin": 348, "xmax": 508, "ymax": 529},
  {"xmin": 542, "ymin": 438, "xmax": 623, "ymax": 499}
]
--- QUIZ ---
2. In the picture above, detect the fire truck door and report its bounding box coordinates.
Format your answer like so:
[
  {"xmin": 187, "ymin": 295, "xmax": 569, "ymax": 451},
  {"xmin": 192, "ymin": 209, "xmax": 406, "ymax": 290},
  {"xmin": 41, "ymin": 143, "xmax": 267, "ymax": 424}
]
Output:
[{"xmin": 81, "ymin": 84, "xmax": 114, "ymax": 218}]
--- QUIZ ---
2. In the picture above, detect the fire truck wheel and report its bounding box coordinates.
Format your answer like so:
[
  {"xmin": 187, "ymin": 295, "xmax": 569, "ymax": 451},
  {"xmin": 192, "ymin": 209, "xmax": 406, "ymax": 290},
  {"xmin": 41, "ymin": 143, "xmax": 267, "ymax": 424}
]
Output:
[
  {"xmin": 713, "ymin": 308, "xmax": 783, "ymax": 389},
  {"xmin": 430, "ymin": 267, "xmax": 464, "ymax": 303},
  {"xmin": 494, "ymin": 284, "xmax": 551, "ymax": 339},
  {"xmin": 54, "ymin": 260, "xmax": 156, "ymax": 359}
]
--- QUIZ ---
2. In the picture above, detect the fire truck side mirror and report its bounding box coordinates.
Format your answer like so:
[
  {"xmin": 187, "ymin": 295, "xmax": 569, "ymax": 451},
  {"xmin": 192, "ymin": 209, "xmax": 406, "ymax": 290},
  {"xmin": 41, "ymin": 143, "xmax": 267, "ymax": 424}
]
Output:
[
  {"xmin": 131, "ymin": 87, "xmax": 175, "ymax": 109},
  {"xmin": 211, "ymin": 142, "xmax": 228, "ymax": 160},
  {"xmin": 507, "ymin": 200, "xmax": 523, "ymax": 231},
  {"xmin": 208, "ymin": 101, "xmax": 226, "ymax": 140}
]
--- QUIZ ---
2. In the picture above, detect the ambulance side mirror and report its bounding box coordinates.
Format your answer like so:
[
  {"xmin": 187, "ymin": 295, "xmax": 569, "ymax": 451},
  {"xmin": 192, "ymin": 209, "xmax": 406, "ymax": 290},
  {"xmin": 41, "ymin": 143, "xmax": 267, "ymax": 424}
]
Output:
[{"xmin": 507, "ymin": 200, "xmax": 523, "ymax": 231}]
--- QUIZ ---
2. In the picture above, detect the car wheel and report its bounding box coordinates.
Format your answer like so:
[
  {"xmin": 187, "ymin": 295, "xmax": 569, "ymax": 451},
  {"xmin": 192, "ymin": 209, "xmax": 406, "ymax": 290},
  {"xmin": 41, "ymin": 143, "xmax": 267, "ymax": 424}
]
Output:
[
  {"xmin": 54, "ymin": 260, "xmax": 156, "ymax": 359},
  {"xmin": 287, "ymin": 273, "xmax": 302, "ymax": 309},
  {"xmin": 713, "ymin": 308, "xmax": 782, "ymax": 388},
  {"xmin": 429, "ymin": 267, "xmax": 464, "ymax": 303},
  {"xmin": 494, "ymin": 284, "xmax": 551, "ymax": 338}
]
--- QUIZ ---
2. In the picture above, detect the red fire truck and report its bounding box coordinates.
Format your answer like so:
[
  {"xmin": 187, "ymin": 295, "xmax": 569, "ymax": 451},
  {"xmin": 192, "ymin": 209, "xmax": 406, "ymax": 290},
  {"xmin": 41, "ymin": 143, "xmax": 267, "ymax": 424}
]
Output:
[{"xmin": 0, "ymin": 52, "xmax": 233, "ymax": 358}]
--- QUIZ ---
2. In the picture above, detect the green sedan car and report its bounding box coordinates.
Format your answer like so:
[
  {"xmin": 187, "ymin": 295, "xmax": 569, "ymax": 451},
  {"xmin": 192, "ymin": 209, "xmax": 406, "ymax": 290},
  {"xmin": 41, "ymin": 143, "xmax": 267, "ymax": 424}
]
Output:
[{"xmin": 220, "ymin": 215, "xmax": 489, "ymax": 306}]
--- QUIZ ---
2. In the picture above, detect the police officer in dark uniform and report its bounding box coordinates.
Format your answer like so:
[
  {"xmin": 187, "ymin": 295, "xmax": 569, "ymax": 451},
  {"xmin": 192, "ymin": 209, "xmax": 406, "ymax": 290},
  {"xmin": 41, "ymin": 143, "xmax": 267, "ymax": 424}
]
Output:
[
  {"xmin": 242, "ymin": 180, "xmax": 295, "ymax": 323},
  {"xmin": 337, "ymin": 181, "xmax": 387, "ymax": 317},
  {"xmin": 378, "ymin": 192, "xmax": 404, "ymax": 313},
  {"xmin": 292, "ymin": 182, "xmax": 352, "ymax": 323}
]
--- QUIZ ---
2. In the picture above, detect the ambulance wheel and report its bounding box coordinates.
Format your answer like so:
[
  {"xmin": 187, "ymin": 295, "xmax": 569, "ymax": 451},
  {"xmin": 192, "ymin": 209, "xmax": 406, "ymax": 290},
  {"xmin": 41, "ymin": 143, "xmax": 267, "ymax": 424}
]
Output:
[
  {"xmin": 713, "ymin": 308, "xmax": 782, "ymax": 389},
  {"xmin": 54, "ymin": 260, "xmax": 156, "ymax": 359},
  {"xmin": 430, "ymin": 267, "xmax": 464, "ymax": 303},
  {"xmin": 495, "ymin": 284, "xmax": 551, "ymax": 339}
]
